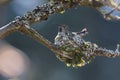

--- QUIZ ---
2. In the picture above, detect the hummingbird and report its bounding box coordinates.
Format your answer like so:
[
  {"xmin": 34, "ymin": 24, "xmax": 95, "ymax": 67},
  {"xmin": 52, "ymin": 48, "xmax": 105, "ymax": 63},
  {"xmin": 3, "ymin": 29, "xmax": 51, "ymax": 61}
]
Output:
[{"xmin": 54, "ymin": 25, "xmax": 95, "ymax": 67}]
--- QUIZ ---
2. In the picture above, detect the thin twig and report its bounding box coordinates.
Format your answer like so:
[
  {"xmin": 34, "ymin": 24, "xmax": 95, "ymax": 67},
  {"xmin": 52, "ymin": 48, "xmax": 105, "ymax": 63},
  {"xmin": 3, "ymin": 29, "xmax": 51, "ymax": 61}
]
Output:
[
  {"xmin": 0, "ymin": 21, "xmax": 18, "ymax": 38},
  {"xmin": 0, "ymin": 0, "xmax": 120, "ymax": 64},
  {"xmin": 53, "ymin": 25, "xmax": 120, "ymax": 67},
  {"xmin": 0, "ymin": 0, "xmax": 120, "ymax": 38},
  {"xmin": 93, "ymin": 46, "xmax": 120, "ymax": 58},
  {"xmin": 0, "ymin": 0, "xmax": 80, "ymax": 38},
  {"xmin": 108, "ymin": 0, "xmax": 120, "ymax": 11}
]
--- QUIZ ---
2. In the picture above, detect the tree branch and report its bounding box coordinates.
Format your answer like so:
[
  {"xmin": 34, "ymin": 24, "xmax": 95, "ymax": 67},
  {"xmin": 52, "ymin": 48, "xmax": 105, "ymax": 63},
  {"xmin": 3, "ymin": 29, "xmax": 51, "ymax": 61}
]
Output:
[
  {"xmin": 53, "ymin": 25, "xmax": 120, "ymax": 67},
  {"xmin": 0, "ymin": 0, "xmax": 120, "ymax": 38},
  {"xmin": 93, "ymin": 46, "xmax": 120, "ymax": 58},
  {"xmin": 0, "ymin": 0, "xmax": 120, "ymax": 67},
  {"xmin": 19, "ymin": 24, "xmax": 72, "ymax": 59},
  {"xmin": 0, "ymin": 21, "xmax": 18, "ymax": 38},
  {"xmin": 0, "ymin": 0, "xmax": 79, "ymax": 38}
]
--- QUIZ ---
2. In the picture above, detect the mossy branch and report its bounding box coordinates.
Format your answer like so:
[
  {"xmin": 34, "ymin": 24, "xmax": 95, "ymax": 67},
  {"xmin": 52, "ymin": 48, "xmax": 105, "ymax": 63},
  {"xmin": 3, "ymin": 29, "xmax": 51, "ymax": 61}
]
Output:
[
  {"xmin": 0, "ymin": 0, "xmax": 120, "ymax": 67},
  {"xmin": 54, "ymin": 25, "xmax": 120, "ymax": 67},
  {"xmin": 0, "ymin": 0, "xmax": 119, "ymax": 38}
]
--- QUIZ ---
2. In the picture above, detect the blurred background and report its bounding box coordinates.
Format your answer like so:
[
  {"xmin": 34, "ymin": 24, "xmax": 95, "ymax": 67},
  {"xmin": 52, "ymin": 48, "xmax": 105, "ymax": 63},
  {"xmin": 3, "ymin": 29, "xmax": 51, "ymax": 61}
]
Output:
[{"xmin": 0, "ymin": 0, "xmax": 120, "ymax": 80}]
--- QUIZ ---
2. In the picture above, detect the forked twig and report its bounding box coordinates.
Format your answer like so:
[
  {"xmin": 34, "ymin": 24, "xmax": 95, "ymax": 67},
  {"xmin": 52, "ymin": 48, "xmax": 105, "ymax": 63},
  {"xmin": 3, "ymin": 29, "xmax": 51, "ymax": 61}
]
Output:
[
  {"xmin": 53, "ymin": 25, "xmax": 120, "ymax": 67},
  {"xmin": 19, "ymin": 24, "xmax": 72, "ymax": 59},
  {"xmin": 0, "ymin": 0, "xmax": 120, "ymax": 68}
]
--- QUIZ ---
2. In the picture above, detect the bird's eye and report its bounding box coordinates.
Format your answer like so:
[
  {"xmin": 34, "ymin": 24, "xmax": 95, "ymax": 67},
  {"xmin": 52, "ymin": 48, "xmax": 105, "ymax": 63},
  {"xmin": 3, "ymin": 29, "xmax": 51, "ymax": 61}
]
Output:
[
  {"xmin": 65, "ymin": 32, "xmax": 68, "ymax": 35},
  {"xmin": 59, "ymin": 27, "xmax": 62, "ymax": 32}
]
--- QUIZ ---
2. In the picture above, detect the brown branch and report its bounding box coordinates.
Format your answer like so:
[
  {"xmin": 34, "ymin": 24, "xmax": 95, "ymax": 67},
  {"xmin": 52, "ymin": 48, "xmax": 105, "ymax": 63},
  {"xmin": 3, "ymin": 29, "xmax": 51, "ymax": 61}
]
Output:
[
  {"xmin": 93, "ymin": 46, "xmax": 120, "ymax": 58},
  {"xmin": 18, "ymin": 24, "xmax": 72, "ymax": 59},
  {"xmin": 0, "ymin": 21, "xmax": 18, "ymax": 38},
  {"xmin": 0, "ymin": 0, "xmax": 80, "ymax": 38},
  {"xmin": 0, "ymin": 0, "xmax": 120, "ymax": 67},
  {"xmin": 53, "ymin": 25, "xmax": 120, "ymax": 67},
  {"xmin": 0, "ymin": 0, "xmax": 120, "ymax": 38},
  {"xmin": 0, "ymin": 0, "xmax": 82, "ymax": 59},
  {"xmin": 107, "ymin": 0, "xmax": 120, "ymax": 11}
]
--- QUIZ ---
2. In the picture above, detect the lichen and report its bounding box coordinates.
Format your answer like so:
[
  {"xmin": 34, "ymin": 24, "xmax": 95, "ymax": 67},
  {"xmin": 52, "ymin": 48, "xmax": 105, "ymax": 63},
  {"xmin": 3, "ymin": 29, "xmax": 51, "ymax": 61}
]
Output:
[{"xmin": 54, "ymin": 25, "xmax": 95, "ymax": 67}]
